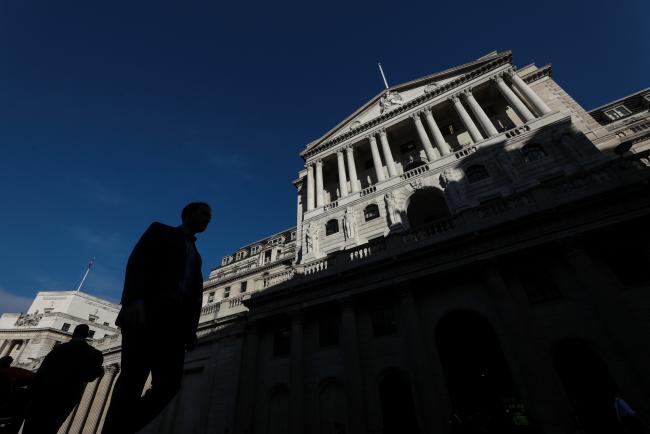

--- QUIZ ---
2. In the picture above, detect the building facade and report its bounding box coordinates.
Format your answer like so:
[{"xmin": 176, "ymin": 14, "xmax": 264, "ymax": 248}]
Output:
[
  {"xmin": 0, "ymin": 291, "xmax": 119, "ymax": 371},
  {"xmin": 7, "ymin": 51, "xmax": 650, "ymax": 434}
]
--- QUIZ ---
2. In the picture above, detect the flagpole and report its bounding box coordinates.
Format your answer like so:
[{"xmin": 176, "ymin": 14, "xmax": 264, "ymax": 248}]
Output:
[
  {"xmin": 378, "ymin": 62, "xmax": 389, "ymax": 89},
  {"xmin": 76, "ymin": 257, "xmax": 95, "ymax": 292}
]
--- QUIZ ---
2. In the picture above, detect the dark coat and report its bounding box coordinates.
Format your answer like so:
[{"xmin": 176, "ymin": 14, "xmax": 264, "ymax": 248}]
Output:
[{"xmin": 116, "ymin": 222, "xmax": 203, "ymax": 343}]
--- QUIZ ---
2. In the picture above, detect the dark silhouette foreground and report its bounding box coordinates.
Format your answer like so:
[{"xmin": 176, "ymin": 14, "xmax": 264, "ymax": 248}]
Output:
[
  {"xmin": 101, "ymin": 202, "xmax": 211, "ymax": 434},
  {"xmin": 22, "ymin": 324, "xmax": 103, "ymax": 434}
]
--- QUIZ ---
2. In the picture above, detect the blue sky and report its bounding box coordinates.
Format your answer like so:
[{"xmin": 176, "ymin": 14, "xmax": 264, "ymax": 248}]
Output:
[{"xmin": 0, "ymin": 0, "xmax": 647, "ymax": 312}]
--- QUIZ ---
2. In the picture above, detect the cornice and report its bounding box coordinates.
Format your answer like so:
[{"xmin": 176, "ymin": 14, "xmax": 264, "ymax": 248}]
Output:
[
  {"xmin": 521, "ymin": 64, "xmax": 552, "ymax": 83},
  {"xmin": 302, "ymin": 53, "xmax": 512, "ymax": 160}
]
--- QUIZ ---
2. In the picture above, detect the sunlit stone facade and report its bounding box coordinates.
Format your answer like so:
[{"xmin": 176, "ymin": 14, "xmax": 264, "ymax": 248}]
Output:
[{"xmin": 8, "ymin": 51, "xmax": 650, "ymax": 434}]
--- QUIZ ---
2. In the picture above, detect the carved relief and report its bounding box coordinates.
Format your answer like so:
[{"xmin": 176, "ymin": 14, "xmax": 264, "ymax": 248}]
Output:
[
  {"xmin": 342, "ymin": 208, "xmax": 358, "ymax": 241},
  {"xmin": 305, "ymin": 223, "xmax": 320, "ymax": 255},
  {"xmin": 380, "ymin": 91, "xmax": 404, "ymax": 114},
  {"xmin": 384, "ymin": 192, "xmax": 402, "ymax": 226},
  {"xmin": 15, "ymin": 311, "xmax": 43, "ymax": 327}
]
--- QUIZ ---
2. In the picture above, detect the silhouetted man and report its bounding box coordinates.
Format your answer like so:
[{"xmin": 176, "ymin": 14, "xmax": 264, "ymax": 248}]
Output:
[
  {"xmin": 102, "ymin": 202, "xmax": 211, "ymax": 434},
  {"xmin": 22, "ymin": 324, "xmax": 103, "ymax": 434}
]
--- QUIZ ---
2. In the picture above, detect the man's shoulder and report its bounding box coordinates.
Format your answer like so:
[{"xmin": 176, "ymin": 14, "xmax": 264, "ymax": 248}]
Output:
[{"xmin": 147, "ymin": 222, "xmax": 175, "ymax": 233}]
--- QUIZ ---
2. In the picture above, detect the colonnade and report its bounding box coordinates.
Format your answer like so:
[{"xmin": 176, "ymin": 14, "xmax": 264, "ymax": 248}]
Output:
[{"xmin": 304, "ymin": 70, "xmax": 551, "ymax": 211}]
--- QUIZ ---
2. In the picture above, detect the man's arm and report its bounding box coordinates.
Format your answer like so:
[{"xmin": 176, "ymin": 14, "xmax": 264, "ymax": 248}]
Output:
[{"xmin": 121, "ymin": 223, "xmax": 164, "ymax": 304}]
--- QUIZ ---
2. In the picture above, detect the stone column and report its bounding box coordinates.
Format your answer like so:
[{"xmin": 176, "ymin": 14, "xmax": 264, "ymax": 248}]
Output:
[
  {"xmin": 289, "ymin": 311, "xmax": 304, "ymax": 434},
  {"xmin": 86, "ymin": 365, "xmax": 119, "ymax": 434},
  {"xmin": 369, "ymin": 134, "xmax": 386, "ymax": 182},
  {"xmin": 494, "ymin": 75, "xmax": 535, "ymax": 122},
  {"xmin": 400, "ymin": 287, "xmax": 448, "ymax": 434},
  {"xmin": 411, "ymin": 112, "xmax": 439, "ymax": 162},
  {"xmin": 464, "ymin": 88, "xmax": 499, "ymax": 137},
  {"xmin": 68, "ymin": 377, "xmax": 101, "ymax": 433},
  {"xmin": 345, "ymin": 145, "xmax": 360, "ymax": 193},
  {"xmin": 341, "ymin": 301, "xmax": 368, "ymax": 434},
  {"xmin": 378, "ymin": 129, "xmax": 397, "ymax": 177},
  {"xmin": 423, "ymin": 108, "xmax": 452, "ymax": 156},
  {"xmin": 451, "ymin": 94, "xmax": 484, "ymax": 143},
  {"xmin": 0, "ymin": 340, "xmax": 10, "ymax": 357},
  {"xmin": 508, "ymin": 70, "xmax": 551, "ymax": 115},
  {"xmin": 14, "ymin": 339, "xmax": 29, "ymax": 364},
  {"xmin": 306, "ymin": 164, "xmax": 315, "ymax": 211},
  {"xmin": 235, "ymin": 322, "xmax": 260, "ymax": 434},
  {"xmin": 336, "ymin": 150, "xmax": 349, "ymax": 198},
  {"xmin": 315, "ymin": 160, "xmax": 324, "ymax": 208}
]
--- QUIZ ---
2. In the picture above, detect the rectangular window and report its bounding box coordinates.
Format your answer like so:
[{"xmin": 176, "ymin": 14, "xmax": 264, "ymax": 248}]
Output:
[
  {"xmin": 264, "ymin": 250, "xmax": 272, "ymax": 264},
  {"xmin": 44, "ymin": 307, "xmax": 53, "ymax": 314},
  {"xmin": 208, "ymin": 291, "xmax": 215, "ymax": 303},
  {"xmin": 88, "ymin": 330, "xmax": 95, "ymax": 339},
  {"xmin": 223, "ymin": 287, "xmax": 230, "ymax": 299},
  {"xmin": 371, "ymin": 306, "xmax": 398, "ymax": 337},
  {"xmin": 273, "ymin": 326, "xmax": 291, "ymax": 357},
  {"xmin": 319, "ymin": 316, "xmax": 340, "ymax": 348},
  {"xmin": 605, "ymin": 105, "xmax": 631, "ymax": 120},
  {"xmin": 240, "ymin": 281, "xmax": 247, "ymax": 293},
  {"xmin": 103, "ymin": 322, "xmax": 109, "ymax": 326},
  {"xmin": 399, "ymin": 141, "xmax": 416, "ymax": 154},
  {"xmin": 62, "ymin": 323, "xmax": 71, "ymax": 332}
]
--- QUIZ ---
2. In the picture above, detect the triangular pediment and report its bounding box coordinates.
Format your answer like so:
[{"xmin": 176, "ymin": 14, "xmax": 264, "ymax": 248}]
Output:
[{"xmin": 302, "ymin": 51, "xmax": 509, "ymax": 157}]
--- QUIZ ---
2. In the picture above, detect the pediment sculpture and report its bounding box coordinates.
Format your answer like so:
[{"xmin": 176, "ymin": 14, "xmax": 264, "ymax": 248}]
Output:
[
  {"xmin": 15, "ymin": 311, "xmax": 43, "ymax": 327},
  {"xmin": 380, "ymin": 91, "xmax": 404, "ymax": 114}
]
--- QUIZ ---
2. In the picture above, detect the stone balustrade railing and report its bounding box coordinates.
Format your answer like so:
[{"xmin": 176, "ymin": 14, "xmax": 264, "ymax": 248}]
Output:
[
  {"xmin": 263, "ymin": 269, "xmax": 295, "ymax": 288},
  {"xmin": 325, "ymin": 201, "xmax": 339, "ymax": 210},
  {"xmin": 304, "ymin": 258, "xmax": 329, "ymax": 275},
  {"xmin": 454, "ymin": 146, "xmax": 477, "ymax": 159},
  {"xmin": 360, "ymin": 185, "xmax": 377, "ymax": 197},
  {"xmin": 200, "ymin": 302, "xmax": 221, "ymax": 317},
  {"xmin": 400, "ymin": 163, "xmax": 431, "ymax": 180}
]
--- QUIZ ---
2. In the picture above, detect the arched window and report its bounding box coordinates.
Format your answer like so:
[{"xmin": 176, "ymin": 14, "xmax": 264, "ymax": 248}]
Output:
[
  {"xmin": 406, "ymin": 188, "xmax": 450, "ymax": 228},
  {"xmin": 364, "ymin": 204, "xmax": 380, "ymax": 221},
  {"xmin": 325, "ymin": 219, "xmax": 339, "ymax": 236},
  {"xmin": 522, "ymin": 144, "xmax": 547, "ymax": 163},
  {"xmin": 465, "ymin": 165, "xmax": 490, "ymax": 183}
]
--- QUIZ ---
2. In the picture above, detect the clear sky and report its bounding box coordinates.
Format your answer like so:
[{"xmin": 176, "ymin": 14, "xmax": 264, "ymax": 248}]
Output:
[{"xmin": 0, "ymin": 0, "xmax": 647, "ymax": 312}]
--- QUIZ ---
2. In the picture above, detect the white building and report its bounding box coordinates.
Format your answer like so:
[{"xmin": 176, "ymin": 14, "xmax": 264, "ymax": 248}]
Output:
[{"xmin": 0, "ymin": 291, "xmax": 120, "ymax": 370}]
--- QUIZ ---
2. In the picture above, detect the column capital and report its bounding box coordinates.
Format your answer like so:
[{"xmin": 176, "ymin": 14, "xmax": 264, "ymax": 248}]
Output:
[
  {"xmin": 492, "ymin": 74, "xmax": 506, "ymax": 83},
  {"xmin": 410, "ymin": 112, "xmax": 423, "ymax": 122},
  {"xmin": 422, "ymin": 106, "xmax": 433, "ymax": 114},
  {"xmin": 462, "ymin": 86, "xmax": 474, "ymax": 96},
  {"xmin": 336, "ymin": 149, "xmax": 344, "ymax": 156},
  {"xmin": 378, "ymin": 128, "xmax": 387, "ymax": 137},
  {"xmin": 315, "ymin": 159, "xmax": 323, "ymax": 167},
  {"xmin": 365, "ymin": 133, "xmax": 377, "ymax": 142},
  {"xmin": 448, "ymin": 94, "xmax": 461, "ymax": 103},
  {"xmin": 345, "ymin": 144, "xmax": 355, "ymax": 152}
]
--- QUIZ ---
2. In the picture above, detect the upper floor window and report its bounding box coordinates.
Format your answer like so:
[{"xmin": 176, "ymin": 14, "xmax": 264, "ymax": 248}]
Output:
[
  {"xmin": 605, "ymin": 105, "xmax": 631, "ymax": 120},
  {"xmin": 221, "ymin": 256, "xmax": 233, "ymax": 266},
  {"xmin": 319, "ymin": 315, "xmax": 340, "ymax": 348},
  {"xmin": 399, "ymin": 141, "xmax": 416, "ymax": 154},
  {"xmin": 208, "ymin": 291, "xmax": 215, "ymax": 303},
  {"xmin": 251, "ymin": 245, "xmax": 261, "ymax": 255},
  {"xmin": 325, "ymin": 219, "xmax": 339, "ymax": 236},
  {"xmin": 465, "ymin": 165, "xmax": 490, "ymax": 183},
  {"xmin": 62, "ymin": 323, "xmax": 71, "ymax": 332},
  {"xmin": 371, "ymin": 305, "xmax": 398, "ymax": 337},
  {"xmin": 88, "ymin": 330, "xmax": 95, "ymax": 339},
  {"xmin": 522, "ymin": 144, "xmax": 547, "ymax": 163},
  {"xmin": 241, "ymin": 281, "xmax": 248, "ymax": 293},
  {"xmin": 263, "ymin": 250, "xmax": 272, "ymax": 264},
  {"xmin": 364, "ymin": 204, "xmax": 380, "ymax": 221},
  {"xmin": 273, "ymin": 325, "xmax": 291, "ymax": 357},
  {"xmin": 103, "ymin": 322, "xmax": 109, "ymax": 326},
  {"xmin": 44, "ymin": 307, "xmax": 53, "ymax": 314},
  {"xmin": 236, "ymin": 250, "xmax": 248, "ymax": 261},
  {"xmin": 223, "ymin": 287, "xmax": 230, "ymax": 299},
  {"xmin": 290, "ymin": 231, "xmax": 296, "ymax": 241}
]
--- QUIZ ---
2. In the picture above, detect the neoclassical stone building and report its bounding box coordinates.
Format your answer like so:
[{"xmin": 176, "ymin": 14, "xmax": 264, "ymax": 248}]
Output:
[{"xmin": 20, "ymin": 50, "xmax": 650, "ymax": 434}]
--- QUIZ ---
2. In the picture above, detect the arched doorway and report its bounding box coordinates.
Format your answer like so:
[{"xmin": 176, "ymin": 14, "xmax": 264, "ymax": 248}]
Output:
[
  {"xmin": 378, "ymin": 369, "xmax": 420, "ymax": 434},
  {"xmin": 266, "ymin": 386, "xmax": 289, "ymax": 434},
  {"xmin": 319, "ymin": 380, "xmax": 348, "ymax": 434},
  {"xmin": 436, "ymin": 310, "xmax": 525, "ymax": 433},
  {"xmin": 406, "ymin": 188, "xmax": 450, "ymax": 228},
  {"xmin": 553, "ymin": 339, "xmax": 619, "ymax": 434}
]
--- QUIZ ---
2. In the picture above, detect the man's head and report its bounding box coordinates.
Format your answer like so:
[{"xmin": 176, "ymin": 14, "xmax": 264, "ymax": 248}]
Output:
[
  {"xmin": 181, "ymin": 202, "xmax": 212, "ymax": 235},
  {"xmin": 72, "ymin": 324, "xmax": 90, "ymax": 340},
  {"xmin": 0, "ymin": 356, "xmax": 12, "ymax": 368}
]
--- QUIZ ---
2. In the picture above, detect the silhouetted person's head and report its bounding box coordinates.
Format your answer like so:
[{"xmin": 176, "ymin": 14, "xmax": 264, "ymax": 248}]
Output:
[
  {"xmin": 0, "ymin": 356, "xmax": 12, "ymax": 368},
  {"xmin": 181, "ymin": 202, "xmax": 212, "ymax": 235},
  {"xmin": 72, "ymin": 324, "xmax": 91, "ymax": 341}
]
